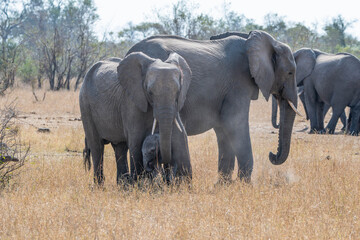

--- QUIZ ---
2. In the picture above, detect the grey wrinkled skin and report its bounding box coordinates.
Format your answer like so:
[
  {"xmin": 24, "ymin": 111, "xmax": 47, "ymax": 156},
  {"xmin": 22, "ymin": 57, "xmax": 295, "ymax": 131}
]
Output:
[
  {"xmin": 79, "ymin": 52, "xmax": 192, "ymax": 185},
  {"xmin": 127, "ymin": 30, "xmax": 298, "ymax": 183},
  {"xmin": 293, "ymin": 48, "xmax": 360, "ymax": 135}
]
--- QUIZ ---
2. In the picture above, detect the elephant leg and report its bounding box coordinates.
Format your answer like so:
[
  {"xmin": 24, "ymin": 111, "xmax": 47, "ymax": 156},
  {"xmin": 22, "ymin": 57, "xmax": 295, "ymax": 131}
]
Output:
[
  {"xmin": 219, "ymin": 90, "xmax": 253, "ymax": 182},
  {"xmin": 347, "ymin": 110, "xmax": 353, "ymax": 134},
  {"xmin": 90, "ymin": 142, "xmax": 105, "ymax": 185},
  {"xmin": 214, "ymin": 127, "xmax": 235, "ymax": 183},
  {"xmin": 325, "ymin": 105, "xmax": 346, "ymax": 134},
  {"xmin": 231, "ymin": 124, "xmax": 253, "ymax": 183},
  {"xmin": 111, "ymin": 142, "xmax": 130, "ymax": 184},
  {"xmin": 304, "ymin": 85, "xmax": 320, "ymax": 133},
  {"xmin": 316, "ymin": 101, "xmax": 325, "ymax": 133},
  {"xmin": 222, "ymin": 113, "xmax": 253, "ymax": 183},
  {"xmin": 340, "ymin": 111, "xmax": 347, "ymax": 131},
  {"xmin": 82, "ymin": 117, "xmax": 105, "ymax": 184},
  {"xmin": 129, "ymin": 145, "xmax": 144, "ymax": 181},
  {"xmin": 170, "ymin": 126, "xmax": 192, "ymax": 181},
  {"xmin": 322, "ymin": 104, "xmax": 330, "ymax": 121},
  {"xmin": 299, "ymin": 91, "xmax": 309, "ymax": 120},
  {"xmin": 349, "ymin": 105, "xmax": 360, "ymax": 136}
]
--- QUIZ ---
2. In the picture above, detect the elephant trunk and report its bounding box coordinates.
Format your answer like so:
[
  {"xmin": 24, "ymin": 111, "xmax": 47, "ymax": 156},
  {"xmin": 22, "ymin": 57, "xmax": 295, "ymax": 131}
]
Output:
[
  {"xmin": 269, "ymin": 98, "xmax": 296, "ymax": 165},
  {"xmin": 158, "ymin": 112, "xmax": 174, "ymax": 165},
  {"xmin": 271, "ymin": 95, "xmax": 280, "ymax": 129},
  {"xmin": 269, "ymin": 83, "xmax": 297, "ymax": 165}
]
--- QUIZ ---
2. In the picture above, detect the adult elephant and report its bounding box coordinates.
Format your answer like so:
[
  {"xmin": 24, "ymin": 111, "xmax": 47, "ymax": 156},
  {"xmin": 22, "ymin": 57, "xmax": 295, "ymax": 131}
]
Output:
[
  {"xmin": 127, "ymin": 30, "xmax": 299, "ymax": 183},
  {"xmin": 80, "ymin": 52, "xmax": 192, "ymax": 184},
  {"xmin": 294, "ymin": 48, "xmax": 360, "ymax": 134}
]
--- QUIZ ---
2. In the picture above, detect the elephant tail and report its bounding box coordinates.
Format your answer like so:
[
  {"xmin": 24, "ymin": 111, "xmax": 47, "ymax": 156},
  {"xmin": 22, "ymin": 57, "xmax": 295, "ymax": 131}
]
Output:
[{"xmin": 83, "ymin": 138, "xmax": 91, "ymax": 171}]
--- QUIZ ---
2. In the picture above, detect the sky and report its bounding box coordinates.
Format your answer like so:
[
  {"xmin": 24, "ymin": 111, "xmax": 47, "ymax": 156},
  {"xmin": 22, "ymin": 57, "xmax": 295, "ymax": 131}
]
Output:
[{"xmin": 93, "ymin": 0, "xmax": 360, "ymax": 39}]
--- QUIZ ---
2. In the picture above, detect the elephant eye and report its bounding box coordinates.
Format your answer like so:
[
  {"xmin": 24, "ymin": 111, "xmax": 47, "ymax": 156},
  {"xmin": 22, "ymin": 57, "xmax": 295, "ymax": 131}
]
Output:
[{"xmin": 288, "ymin": 72, "xmax": 293, "ymax": 75}]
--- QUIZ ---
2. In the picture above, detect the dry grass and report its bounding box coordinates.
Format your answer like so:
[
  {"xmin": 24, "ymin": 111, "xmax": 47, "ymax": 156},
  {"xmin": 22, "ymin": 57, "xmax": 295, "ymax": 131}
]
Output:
[{"xmin": 0, "ymin": 89, "xmax": 359, "ymax": 239}]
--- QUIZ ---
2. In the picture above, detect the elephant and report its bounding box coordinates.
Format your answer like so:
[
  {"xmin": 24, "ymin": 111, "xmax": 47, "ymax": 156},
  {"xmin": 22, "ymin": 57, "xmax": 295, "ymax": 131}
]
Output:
[
  {"xmin": 79, "ymin": 52, "xmax": 192, "ymax": 184},
  {"xmin": 293, "ymin": 48, "xmax": 360, "ymax": 134},
  {"xmin": 142, "ymin": 133, "xmax": 162, "ymax": 173},
  {"xmin": 141, "ymin": 133, "xmax": 177, "ymax": 182},
  {"xmin": 126, "ymin": 30, "xmax": 299, "ymax": 183}
]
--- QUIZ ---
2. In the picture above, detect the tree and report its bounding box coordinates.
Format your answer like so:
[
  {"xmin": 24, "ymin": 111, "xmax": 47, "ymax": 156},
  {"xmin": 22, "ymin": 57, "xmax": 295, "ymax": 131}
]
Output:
[
  {"xmin": 286, "ymin": 23, "xmax": 318, "ymax": 50},
  {"xmin": 0, "ymin": 0, "xmax": 29, "ymax": 93},
  {"xmin": 323, "ymin": 15, "xmax": 353, "ymax": 52},
  {"xmin": 23, "ymin": 0, "xmax": 99, "ymax": 90},
  {"xmin": 263, "ymin": 13, "xmax": 287, "ymax": 40},
  {"xmin": 118, "ymin": 0, "xmax": 219, "ymax": 41}
]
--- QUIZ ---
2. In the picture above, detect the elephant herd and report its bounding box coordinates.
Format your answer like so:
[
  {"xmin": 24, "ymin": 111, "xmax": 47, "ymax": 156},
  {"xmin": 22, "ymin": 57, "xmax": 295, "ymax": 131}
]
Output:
[{"xmin": 79, "ymin": 30, "xmax": 360, "ymax": 186}]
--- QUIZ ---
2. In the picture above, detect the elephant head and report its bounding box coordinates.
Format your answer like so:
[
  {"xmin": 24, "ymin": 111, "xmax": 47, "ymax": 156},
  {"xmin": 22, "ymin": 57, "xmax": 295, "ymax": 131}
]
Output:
[
  {"xmin": 142, "ymin": 133, "xmax": 162, "ymax": 173},
  {"xmin": 117, "ymin": 52, "xmax": 192, "ymax": 167},
  {"xmin": 293, "ymin": 48, "xmax": 317, "ymax": 86},
  {"xmin": 272, "ymin": 48, "xmax": 316, "ymax": 128},
  {"xmin": 142, "ymin": 133, "xmax": 179, "ymax": 182},
  {"xmin": 246, "ymin": 30, "xmax": 299, "ymax": 165}
]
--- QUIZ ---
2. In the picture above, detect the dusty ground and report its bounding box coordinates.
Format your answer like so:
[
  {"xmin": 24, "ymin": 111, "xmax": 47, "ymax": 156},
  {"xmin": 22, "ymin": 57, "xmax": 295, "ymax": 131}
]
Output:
[{"xmin": 0, "ymin": 88, "xmax": 359, "ymax": 239}]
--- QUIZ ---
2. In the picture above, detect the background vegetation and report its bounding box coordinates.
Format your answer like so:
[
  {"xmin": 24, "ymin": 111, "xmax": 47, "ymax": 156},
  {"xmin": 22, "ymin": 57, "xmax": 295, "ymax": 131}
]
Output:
[{"xmin": 1, "ymin": 0, "xmax": 359, "ymax": 93}]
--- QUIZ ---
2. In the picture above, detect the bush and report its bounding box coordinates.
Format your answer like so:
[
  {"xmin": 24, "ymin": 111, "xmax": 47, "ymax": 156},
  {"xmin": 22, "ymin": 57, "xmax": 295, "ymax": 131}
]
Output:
[
  {"xmin": 0, "ymin": 103, "xmax": 29, "ymax": 189},
  {"xmin": 18, "ymin": 57, "xmax": 38, "ymax": 85}
]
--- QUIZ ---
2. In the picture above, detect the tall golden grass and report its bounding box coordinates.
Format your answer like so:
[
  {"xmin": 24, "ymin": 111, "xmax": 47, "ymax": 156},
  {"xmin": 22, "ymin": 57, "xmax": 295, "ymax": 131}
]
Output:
[{"xmin": 0, "ymin": 89, "xmax": 359, "ymax": 239}]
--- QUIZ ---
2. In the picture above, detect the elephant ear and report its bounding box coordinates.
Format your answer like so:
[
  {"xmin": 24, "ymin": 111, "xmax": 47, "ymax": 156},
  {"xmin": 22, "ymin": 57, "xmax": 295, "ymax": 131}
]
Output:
[
  {"xmin": 166, "ymin": 52, "xmax": 192, "ymax": 110},
  {"xmin": 117, "ymin": 52, "xmax": 156, "ymax": 112},
  {"xmin": 246, "ymin": 31, "xmax": 279, "ymax": 101},
  {"xmin": 293, "ymin": 48, "xmax": 316, "ymax": 86}
]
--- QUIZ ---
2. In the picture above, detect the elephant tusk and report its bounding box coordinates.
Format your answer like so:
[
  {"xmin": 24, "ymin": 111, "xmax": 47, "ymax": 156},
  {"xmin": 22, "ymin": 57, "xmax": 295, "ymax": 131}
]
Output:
[
  {"xmin": 287, "ymin": 100, "xmax": 303, "ymax": 117},
  {"xmin": 174, "ymin": 118, "xmax": 183, "ymax": 132},
  {"xmin": 151, "ymin": 118, "xmax": 157, "ymax": 135},
  {"xmin": 297, "ymin": 89, "xmax": 304, "ymax": 96}
]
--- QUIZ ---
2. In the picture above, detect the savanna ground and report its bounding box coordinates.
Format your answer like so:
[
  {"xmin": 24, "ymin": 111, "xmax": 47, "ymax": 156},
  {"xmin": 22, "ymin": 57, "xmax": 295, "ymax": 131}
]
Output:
[{"xmin": 0, "ymin": 87, "xmax": 359, "ymax": 239}]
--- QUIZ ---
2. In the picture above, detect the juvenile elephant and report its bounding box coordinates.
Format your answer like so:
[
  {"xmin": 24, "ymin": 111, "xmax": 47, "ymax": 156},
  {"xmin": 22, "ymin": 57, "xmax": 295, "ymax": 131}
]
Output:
[
  {"xmin": 294, "ymin": 48, "xmax": 360, "ymax": 134},
  {"xmin": 80, "ymin": 52, "xmax": 192, "ymax": 184},
  {"xmin": 127, "ymin": 30, "xmax": 300, "ymax": 183}
]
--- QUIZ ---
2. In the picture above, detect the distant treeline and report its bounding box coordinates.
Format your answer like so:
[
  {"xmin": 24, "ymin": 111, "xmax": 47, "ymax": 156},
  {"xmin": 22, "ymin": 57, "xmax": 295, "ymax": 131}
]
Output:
[{"xmin": 1, "ymin": 0, "xmax": 359, "ymax": 92}]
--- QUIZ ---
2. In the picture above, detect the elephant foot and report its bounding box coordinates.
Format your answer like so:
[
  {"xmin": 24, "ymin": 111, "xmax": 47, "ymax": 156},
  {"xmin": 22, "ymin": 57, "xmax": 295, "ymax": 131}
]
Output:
[
  {"xmin": 325, "ymin": 128, "xmax": 335, "ymax": 134},
  {"xmin": 309, "ymin": 128, "xmax": 325, "ymax": 134},
  {"xmin": 215, "ymin": 175, "xmax": 233, "ymax": 187},
  {"xmin": 117, "ymin": 173, "xmax": 133, "ymax": 187},
  {"xmin": 308, "ymin": 129, "xmax": 316, "ymax": 134},
  {"xmin": 173, "ymin": 176, "xmax": 192, "ymax": 188},
  {"xmin": 349, "ymin": 131, "xmax": 359, "ymax": 136}
]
